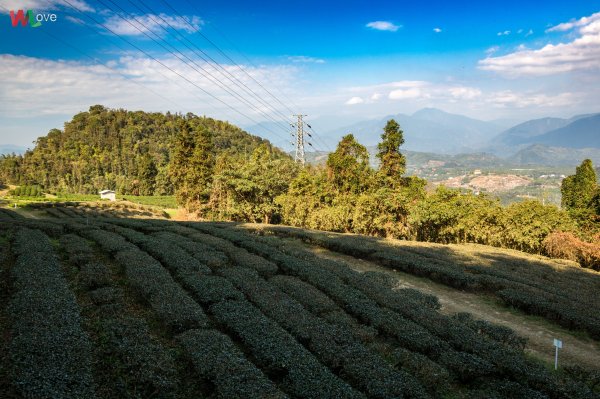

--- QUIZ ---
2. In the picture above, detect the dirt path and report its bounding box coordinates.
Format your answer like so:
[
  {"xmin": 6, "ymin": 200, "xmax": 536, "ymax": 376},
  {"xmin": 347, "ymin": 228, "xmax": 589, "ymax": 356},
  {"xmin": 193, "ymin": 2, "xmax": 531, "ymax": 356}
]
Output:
[{"xmin": 301, "ymin": 241, "xmax": 600, "ymax": 370}]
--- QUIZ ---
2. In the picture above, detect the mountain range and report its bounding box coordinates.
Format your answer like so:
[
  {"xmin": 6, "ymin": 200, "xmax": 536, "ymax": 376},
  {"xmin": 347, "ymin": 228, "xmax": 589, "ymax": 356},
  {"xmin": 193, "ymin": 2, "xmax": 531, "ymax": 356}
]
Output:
[
  {"xmin": 248, "ymin": 107, "xmax": 599, "ymax": 161},
  {"xmin": 4, "ymin": 108, "xmax": 600, "ymax": 167}
]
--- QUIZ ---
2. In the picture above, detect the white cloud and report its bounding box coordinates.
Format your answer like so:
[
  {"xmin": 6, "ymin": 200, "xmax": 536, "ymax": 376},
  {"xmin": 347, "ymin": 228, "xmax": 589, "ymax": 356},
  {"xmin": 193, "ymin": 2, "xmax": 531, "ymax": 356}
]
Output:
[
  {"xmin": 497, "ymin": 30, "xmax": 511, "ymax": 36},
  {"xmin": 287, "ymin": 56, "xmax": 325, "ymax": 64},
  {"xmin": 546, "ymin": 11, "xmax": 600, "ymax": 32},
  {"xmin": 388, "ymin": 88, "xmax": 422, "ymax": 100},
  {"xmin": 0, "ymin": 0, "xmax": 94, "ymax": 13},
  {"xmin": 0, "ymin": 54, "xmax": 298, "ymax": 121},
  {"xmin": 345, "ymin": 96, "xmax": 364, "ymax": 105},
  {"xmin": 485, "ymin": 90, "xmax": 576, "ymax": 108},
  {"xmin": 366, "ymin": 21, "xmax": 401, "ymax": 32},
  {"xmin": 448, "ymin": 86, "xmax": 481, "ymax": 100},
  {"xmin": 104, "ymin": 13, "xmax": 202, "ymax": 36},
  {"xmin": 485, "ymin": 46, "xmax": 499, "ymax": 55},
  {"xmin": 370, "ymin": 93, "xmax": 382, "ymax": 101},
  {"xmin": 525, "ymin": 29, "xmax": 533, "ymax": 37},
  {"xmin": 479, "ymin": 11, "xmax": 600, "ymax": 76},
  {"xmin": 65, "ymin": 15, "xmax": 85, "ymax": 25},
  {"xmin": 433, "ymin": 27, "xmax": 442, "ymax": 33}
]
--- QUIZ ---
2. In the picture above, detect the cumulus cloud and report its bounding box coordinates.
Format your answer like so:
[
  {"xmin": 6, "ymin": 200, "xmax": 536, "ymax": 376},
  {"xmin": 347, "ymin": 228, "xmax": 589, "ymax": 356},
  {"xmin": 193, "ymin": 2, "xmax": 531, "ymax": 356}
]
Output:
[
  {"xmin": 433, "ymin": 27, "xmax": 442, "ymax": 33},
  {"xmin": 287, "ymin": 56, "xmax": 325, "ymax": 64},
  {"xmin": 448, "ymin": 87, "xmax": 481, "ymax": 100},
  {"xmin": 546, "ymin": 11, "xmax": 600, "ymax": 32},
  {"xmin": 104, "ymin": 13, "xmax": 202, "ymax": 36},
  {"xmin": 479, "ymin": 11, "xmax": 600, "ymax": 76},
  {"xmin": 0, "ymin": 54, "xmax": 297, "ymax": 120},
  {"xmin": 485, "ymin": 90, "xmax": 576, "ymax": 108},
  {"xmin": 345, "ymin": 96, "xmax": 364, "ymax": 105},
  {"xmin": 388, "ymin": 88, "xmax": 422, "ymax": 100},
  {"xmin": 497, "ymin": 30, "xmax": 511, "ymax": 36},
  {"xmin": 0, "ymin": 0, "xmax": 94, "ymax": 13},
  {"xmin": 366, "ymin": 21, "xmax": 401, "ymax": 32}
]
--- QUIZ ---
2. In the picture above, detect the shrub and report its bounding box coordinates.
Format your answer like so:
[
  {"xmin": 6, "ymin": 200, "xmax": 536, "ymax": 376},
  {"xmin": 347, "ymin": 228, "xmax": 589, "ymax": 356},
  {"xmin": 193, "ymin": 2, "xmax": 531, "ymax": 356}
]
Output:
[
  {"xmin": 79, "ymin": 262, "xmax": 112, "ymax": 290},
  {"xmin": 544, "ymin": 231, "xmax": 600, "ymax": 270},
  {"xmin": 97, "ymin": 317, "xmax": 177, "ymax": 397},
  {"xmin": 220, "ymin": 267, "xmax": 413, "ymax": 399},
  {"xmin": 452, "ymin": 313, "xmax": 526, "ymax": 351},
  {"xmin": 8, "ymin": 228, "xmax": 96, "ymax": 398},
  {"xmin": 391, "ymin": 347, "xmax": 451, "ymax": 393},
  {"xmin": 210, "ymin": 300, "xmax": 362, "ymax": 399},
  {"xmin": 88, "ymin": 287, "xmax": 124, "ymax": 306},
  {"xmin": 113, "ymin": 248, "xmax": 208, "ymax": 332},
  {"xmin": 177, "ymin": 329, "xmax": 286, "ymax": 399}
]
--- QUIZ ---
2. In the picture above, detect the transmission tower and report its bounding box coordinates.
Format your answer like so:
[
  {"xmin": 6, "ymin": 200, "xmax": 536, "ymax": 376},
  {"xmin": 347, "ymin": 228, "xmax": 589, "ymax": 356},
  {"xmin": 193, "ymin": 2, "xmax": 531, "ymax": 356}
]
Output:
[{"xmin": 293, "ymin": 114, "xmax": 307, "ymax": 165}]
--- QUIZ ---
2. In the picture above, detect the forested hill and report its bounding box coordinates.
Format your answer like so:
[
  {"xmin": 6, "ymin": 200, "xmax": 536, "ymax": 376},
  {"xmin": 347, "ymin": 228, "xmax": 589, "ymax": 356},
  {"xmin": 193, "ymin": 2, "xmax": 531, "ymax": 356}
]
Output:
[{"xmin": 0, "ymin": 105, "xmax": 284, "ymax": 195}]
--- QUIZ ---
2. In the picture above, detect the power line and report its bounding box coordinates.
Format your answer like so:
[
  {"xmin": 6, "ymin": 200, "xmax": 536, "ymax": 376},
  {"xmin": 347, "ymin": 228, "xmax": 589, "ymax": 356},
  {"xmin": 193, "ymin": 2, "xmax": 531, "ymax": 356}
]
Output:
[
  {"xmin": 58, "ymin": 0, "xmax": 289, "ymax": 143},
  {"xmin": 97, "ymin": 0, "xmax": 292, "ymax": 141},
  {"xmin": 148, "ymin": 0, "xmax": 295, "ymax": 125},
  {"xmin": 2, "ymin": 1, "xmax": 229, "ymax": 119},
  {"xmin": 175, "ymin": 0, "xmax": 299, "ymax": 116},
  {"xmin": 122, "ymin": 0, "xmax": 294, "ymax": 130}
]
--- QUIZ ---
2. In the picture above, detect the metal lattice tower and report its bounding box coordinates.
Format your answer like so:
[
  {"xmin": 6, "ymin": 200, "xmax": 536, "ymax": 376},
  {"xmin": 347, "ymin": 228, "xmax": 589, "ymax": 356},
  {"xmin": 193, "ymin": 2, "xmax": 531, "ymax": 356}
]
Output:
[{"xmin": 293, "ymin": 114, "xmax": 307, "ymax": 165}]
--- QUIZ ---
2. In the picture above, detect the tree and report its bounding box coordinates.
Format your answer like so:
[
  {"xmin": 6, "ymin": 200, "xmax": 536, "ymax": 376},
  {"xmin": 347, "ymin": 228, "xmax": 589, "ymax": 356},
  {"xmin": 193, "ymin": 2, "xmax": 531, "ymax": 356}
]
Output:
[
  {"xmin": 376, "ymin": 119, "xmax": 406, "ymax": 185},
  {"xmin": 170, "ymin": 122, "xmax": 215, "ymax": 211},
  {"xmin": 209, "ymin": 145, "xmax": 298, "ymax": 223},
  {"xmin": 326, "ymin": 134, "xmax": 372, "ymax": 194},
  {"xmin": 137, "ymin": 154, "xmax": 158, "ymax": 195},
  {"xmin": 170, "ymin": 121, "xmax": 196, "ymax": 208},
  {"xmin": 561, "ymin": 159, "xmax": 598, "ymax": 211}
]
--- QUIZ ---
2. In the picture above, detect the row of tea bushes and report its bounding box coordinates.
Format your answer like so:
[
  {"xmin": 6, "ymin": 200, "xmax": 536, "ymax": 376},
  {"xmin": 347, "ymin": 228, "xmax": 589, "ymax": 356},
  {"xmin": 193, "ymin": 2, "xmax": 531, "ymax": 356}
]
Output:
[{"xmin": 8, "ymin": 228, "xmax": 96, "ymax": 398}]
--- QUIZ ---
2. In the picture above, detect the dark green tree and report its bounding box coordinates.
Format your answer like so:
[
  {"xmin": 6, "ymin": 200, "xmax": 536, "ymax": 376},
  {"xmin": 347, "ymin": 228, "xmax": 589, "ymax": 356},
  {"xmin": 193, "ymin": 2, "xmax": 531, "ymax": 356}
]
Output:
[
  {"xmin": 326, "ymin": 134, "xmax": 371, "ymax": 194},
  {"xmin": 187, "ymin": 126, "xmax": 215, "ymax": 208},
  {"xmin": 561, "ymin": 159, "xmax": 598, "ymax": 211},
  {"xmin": 137, "ymin": 154, "xmax": 158, "ymax": 195},
  {"xmin": 170, "ymin": 121, "xmax": 196, "ymax": 207},
  {"xmin": 377, "ymin": 119, "xmax": 406, "ymax": 185},
  {"xmin": 209, "ymin": 145, "xmax": 297, "ymax": 223}
]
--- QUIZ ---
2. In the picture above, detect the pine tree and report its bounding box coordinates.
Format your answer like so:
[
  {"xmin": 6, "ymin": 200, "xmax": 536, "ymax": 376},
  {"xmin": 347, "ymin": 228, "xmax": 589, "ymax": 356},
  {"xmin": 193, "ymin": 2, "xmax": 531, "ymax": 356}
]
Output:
[
  {"xmin": 377, "ymin": 119, "xmax": 406, "ymax": 185},
  {"xmin": 170, "ymin": 121, "xmax": 196, "ymax": 208},
  {"xmin": 137, "ymin": 154, "xmax": 158, "ymax": 195},
  {"xmin": 187, "ymin": 126, "xmax": 215, "ymax": 208}
]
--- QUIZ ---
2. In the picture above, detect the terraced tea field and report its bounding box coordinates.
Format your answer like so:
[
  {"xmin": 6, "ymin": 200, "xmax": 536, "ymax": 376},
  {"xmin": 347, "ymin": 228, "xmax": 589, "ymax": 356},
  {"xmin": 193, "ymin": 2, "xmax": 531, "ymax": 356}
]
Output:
[{"xmin": 0, "ymin": 207, "xmax": 599, "ymax": 398}]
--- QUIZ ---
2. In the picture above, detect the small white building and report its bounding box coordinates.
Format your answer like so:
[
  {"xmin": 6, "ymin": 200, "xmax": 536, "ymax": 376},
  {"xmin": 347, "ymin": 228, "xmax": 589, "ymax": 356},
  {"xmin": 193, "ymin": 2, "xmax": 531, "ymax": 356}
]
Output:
[{"xmin": 99, "ymin": 190, "xmax": 116, "ymax": 201}]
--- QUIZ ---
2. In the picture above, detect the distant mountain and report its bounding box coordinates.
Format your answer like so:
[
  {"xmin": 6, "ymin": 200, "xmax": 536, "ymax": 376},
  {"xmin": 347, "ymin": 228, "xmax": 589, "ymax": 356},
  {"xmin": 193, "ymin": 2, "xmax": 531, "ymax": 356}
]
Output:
[
  {"xmin": 534, "ymin": 114, "xmax": 600, "ymax": 149},
  {"xmin": 491, "ymin": 117, "xmax": 571, "ymax": 147},
  {"xmin": 323, "ymin": 108, "xmax": 503, "ymax": 154},
  {"xmin": 508, "ymin": 144, "xmax": 600, "ymax": 166},
  {"xmin": 0, "ymin": 144, "xmax": 27, "ymax": 155},
  {"xmin": 490, "ymin": 113, "xmax": 600, "ymax": 155}
]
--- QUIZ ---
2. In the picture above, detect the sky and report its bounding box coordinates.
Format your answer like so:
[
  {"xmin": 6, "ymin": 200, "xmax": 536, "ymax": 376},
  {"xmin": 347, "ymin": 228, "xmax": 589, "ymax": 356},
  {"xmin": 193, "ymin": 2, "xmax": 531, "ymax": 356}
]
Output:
[{"xmin": 1, "ymin": 0, "xmax": 600, "ymax": 149}]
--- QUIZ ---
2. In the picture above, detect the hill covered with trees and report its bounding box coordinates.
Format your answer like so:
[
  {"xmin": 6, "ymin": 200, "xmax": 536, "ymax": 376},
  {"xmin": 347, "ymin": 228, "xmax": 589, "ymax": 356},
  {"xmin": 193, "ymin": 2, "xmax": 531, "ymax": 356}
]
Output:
[
  {"xmin": 0, "ymin": 105, "xmax": 283, "ymax": 196},
  {"xmin": 1, "ymin": 106, "xmax": 598, "ymax": 269}
]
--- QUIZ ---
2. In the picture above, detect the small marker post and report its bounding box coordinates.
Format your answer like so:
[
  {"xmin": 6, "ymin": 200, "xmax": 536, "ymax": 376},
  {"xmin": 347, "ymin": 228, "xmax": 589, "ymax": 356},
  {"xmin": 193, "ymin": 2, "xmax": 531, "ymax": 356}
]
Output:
[{"xmin": 553, "ymin": 338, "xmax": 562, "ymax": 370}]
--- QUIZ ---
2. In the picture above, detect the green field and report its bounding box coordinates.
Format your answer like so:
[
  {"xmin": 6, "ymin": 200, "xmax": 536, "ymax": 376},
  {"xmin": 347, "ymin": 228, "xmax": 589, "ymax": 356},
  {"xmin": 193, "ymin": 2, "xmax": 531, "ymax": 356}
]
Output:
[{"xmin": 0, "ymin": 207, "xmax": 599, "ymax": 398}]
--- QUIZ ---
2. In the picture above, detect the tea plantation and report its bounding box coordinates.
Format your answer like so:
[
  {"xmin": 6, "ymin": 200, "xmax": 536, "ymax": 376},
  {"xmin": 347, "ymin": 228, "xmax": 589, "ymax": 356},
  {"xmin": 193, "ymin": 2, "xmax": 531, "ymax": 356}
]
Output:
[{"xmin": 0, "ymin": 207, "xmax": 599, "ymax": 399}]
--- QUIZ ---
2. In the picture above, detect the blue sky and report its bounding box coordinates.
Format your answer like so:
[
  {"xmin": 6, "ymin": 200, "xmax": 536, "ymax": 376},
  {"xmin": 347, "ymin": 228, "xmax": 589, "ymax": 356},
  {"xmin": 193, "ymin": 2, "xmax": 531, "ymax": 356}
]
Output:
[{"xmin": 1, "ymin": 0, "xmax": 599, "ymax": 149}]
